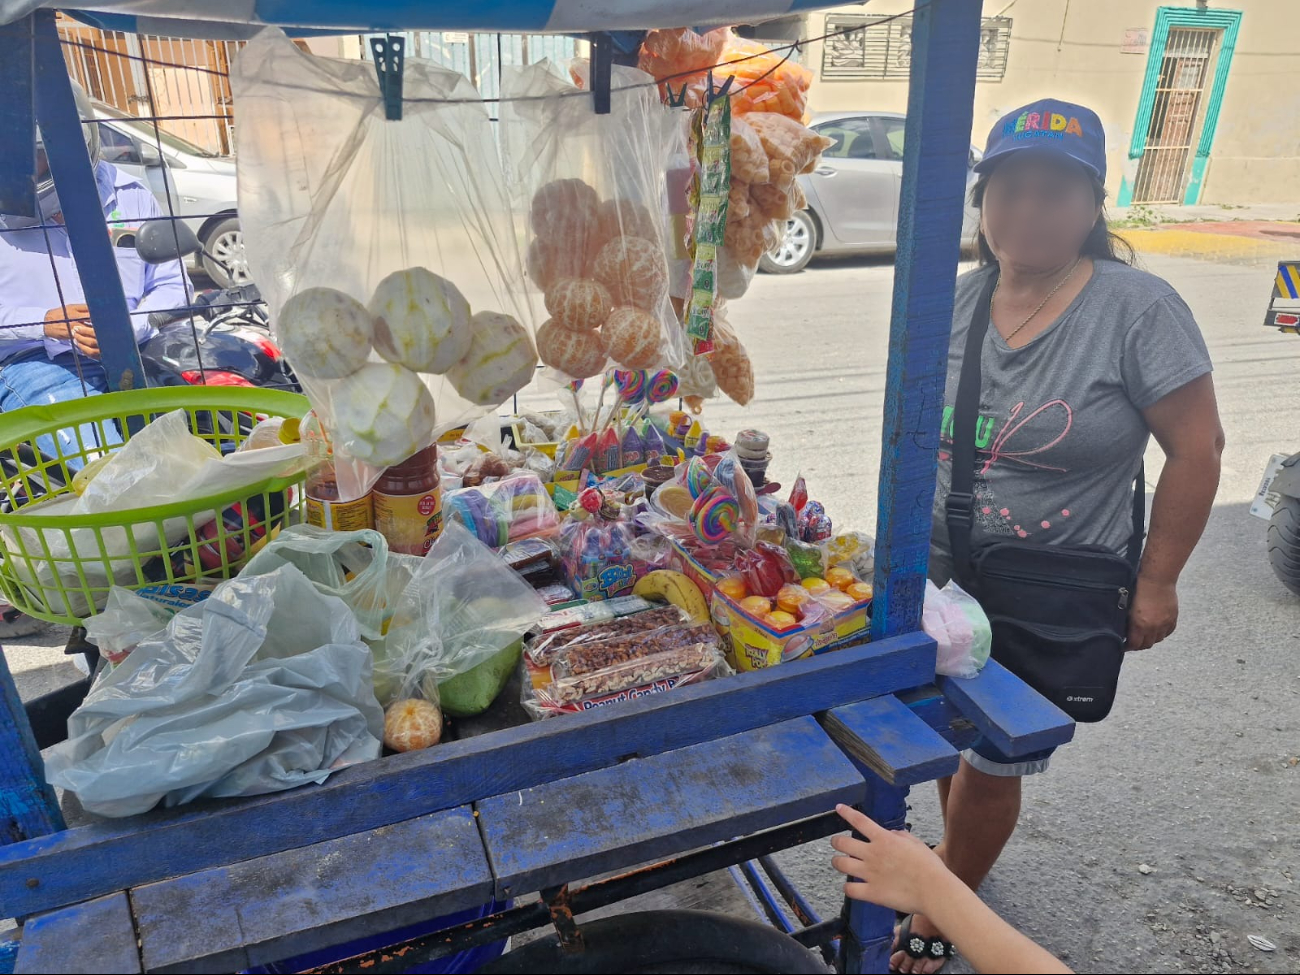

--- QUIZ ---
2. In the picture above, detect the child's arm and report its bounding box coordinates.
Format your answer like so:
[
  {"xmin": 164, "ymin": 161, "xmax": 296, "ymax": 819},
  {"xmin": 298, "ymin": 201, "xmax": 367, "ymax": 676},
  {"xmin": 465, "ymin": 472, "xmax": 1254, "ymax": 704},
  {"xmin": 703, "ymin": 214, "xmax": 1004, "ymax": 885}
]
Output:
[{"xmin": 830, "ymin": 805, "xmax": 1072, "ymax": 975}]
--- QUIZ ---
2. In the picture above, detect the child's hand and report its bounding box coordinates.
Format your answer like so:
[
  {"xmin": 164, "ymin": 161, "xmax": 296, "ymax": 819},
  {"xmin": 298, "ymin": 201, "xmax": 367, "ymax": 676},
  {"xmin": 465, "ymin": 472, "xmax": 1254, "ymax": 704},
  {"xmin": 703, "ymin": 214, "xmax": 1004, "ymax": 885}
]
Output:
[{"xmin": 830, "ymin": 804, "xmax": 954, "ymax": 917}]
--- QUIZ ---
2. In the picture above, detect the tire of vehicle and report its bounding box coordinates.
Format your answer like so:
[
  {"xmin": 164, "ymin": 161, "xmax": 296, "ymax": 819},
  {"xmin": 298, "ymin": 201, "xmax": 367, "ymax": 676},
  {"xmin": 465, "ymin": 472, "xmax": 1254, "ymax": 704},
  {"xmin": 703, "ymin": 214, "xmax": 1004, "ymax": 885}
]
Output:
[
  {"xmin": 758, "ymin": 209, "xmax": 817, "ymax": 275},
  {"xmin": 202, "ymin": 216, "xmax": 250, "ymax": 288},
  {"xmin": 1267, "ymin": 493, "xmax": 1300, "ymax": 596}
]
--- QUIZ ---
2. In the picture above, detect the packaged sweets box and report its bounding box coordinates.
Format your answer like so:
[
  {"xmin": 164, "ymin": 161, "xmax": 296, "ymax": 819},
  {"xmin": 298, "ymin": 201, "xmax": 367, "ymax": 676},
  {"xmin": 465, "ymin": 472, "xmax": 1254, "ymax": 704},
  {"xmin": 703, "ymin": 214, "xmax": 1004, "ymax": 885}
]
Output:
[{"xmin": 668, "ymin": 539, "xmax": 869, "ymax": 672}]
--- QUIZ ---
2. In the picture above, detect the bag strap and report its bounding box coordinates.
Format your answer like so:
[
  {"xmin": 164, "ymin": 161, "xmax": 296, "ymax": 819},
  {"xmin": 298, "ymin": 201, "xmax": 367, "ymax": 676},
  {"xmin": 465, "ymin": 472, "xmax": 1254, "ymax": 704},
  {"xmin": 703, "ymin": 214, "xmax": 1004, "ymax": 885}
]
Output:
[{"xmin": 945, "ymin": 269, "xmax": 1146, "ymax": 581}]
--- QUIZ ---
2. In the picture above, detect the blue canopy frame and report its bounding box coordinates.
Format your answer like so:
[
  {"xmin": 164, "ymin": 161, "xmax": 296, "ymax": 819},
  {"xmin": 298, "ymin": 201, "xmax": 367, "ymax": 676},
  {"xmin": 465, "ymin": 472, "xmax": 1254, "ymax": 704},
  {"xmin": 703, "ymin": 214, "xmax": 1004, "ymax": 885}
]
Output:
[{"xmin": 0, "ymin": 4, "xmax": 1070, "ymax": 973}]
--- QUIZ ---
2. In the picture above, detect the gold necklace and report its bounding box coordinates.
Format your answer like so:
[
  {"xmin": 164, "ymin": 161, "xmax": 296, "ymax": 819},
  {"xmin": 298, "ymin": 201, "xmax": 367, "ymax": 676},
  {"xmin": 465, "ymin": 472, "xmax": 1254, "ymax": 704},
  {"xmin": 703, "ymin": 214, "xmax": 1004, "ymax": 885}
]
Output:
[{"xmin": 993, "ymin": 258, "xmax": 1083, "ymax": 343}]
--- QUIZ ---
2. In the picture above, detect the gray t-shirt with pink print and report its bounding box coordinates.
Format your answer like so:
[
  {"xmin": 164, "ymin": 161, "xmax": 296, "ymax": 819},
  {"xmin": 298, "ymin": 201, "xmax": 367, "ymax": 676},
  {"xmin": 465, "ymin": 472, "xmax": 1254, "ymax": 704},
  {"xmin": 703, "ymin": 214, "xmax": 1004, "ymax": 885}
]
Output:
[{"xmin": 930, "ymin": 259, "xmax": 1212, "ymax": 585}]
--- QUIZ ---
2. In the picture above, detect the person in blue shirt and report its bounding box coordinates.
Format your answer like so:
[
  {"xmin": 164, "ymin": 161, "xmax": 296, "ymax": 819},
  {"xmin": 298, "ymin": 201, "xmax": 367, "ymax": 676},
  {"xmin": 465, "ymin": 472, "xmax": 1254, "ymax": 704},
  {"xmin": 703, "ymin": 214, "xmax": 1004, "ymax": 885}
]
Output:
[{"xmin": 0, "ymin": 82, "xmax": 189, "ymax": 468}]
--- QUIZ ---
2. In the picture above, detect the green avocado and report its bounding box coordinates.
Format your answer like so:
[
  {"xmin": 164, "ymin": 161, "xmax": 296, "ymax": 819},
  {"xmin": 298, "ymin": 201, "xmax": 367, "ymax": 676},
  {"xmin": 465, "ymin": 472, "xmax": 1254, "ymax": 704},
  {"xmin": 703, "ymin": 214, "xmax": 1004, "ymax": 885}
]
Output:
[{"xmin": 437, "ymin": 637, "xmax": 524, "ymax": 717}]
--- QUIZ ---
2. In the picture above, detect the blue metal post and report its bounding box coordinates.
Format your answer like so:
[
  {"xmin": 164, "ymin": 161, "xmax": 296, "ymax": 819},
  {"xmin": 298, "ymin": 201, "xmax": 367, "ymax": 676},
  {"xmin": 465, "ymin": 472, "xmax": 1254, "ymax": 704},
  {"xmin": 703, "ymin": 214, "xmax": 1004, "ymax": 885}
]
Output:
[
  {"xmin": 31, "ymin": 9, "xmax": 144, "ymax": 391},
  {"xmin": 0, "ymin": 19, "xmax": 37, "ymax": 219},
  {"xmin": 0, "ymin": 645, "xmax": 64, "ymax": 846},
  {"xmin": 870, "ymin": 0, "xmax": 982, "ymax": 643}
]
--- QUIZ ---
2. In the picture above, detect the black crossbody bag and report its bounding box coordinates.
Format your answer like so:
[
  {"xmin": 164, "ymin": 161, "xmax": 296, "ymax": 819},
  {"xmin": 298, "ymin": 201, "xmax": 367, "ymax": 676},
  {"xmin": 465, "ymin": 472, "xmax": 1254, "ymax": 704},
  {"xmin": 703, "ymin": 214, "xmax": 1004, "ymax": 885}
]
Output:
[{"xmin": 945, "ymin": 271, "xmax": 1144, "ymax": 723}]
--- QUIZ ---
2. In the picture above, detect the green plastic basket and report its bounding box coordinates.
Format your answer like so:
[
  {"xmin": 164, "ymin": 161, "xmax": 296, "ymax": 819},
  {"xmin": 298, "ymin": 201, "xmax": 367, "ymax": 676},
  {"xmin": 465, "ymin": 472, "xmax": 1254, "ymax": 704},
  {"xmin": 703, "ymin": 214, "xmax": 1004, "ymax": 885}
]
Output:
[{"xmin": 0, "ymin": 387, "xmax": 310, "ymax": 625}]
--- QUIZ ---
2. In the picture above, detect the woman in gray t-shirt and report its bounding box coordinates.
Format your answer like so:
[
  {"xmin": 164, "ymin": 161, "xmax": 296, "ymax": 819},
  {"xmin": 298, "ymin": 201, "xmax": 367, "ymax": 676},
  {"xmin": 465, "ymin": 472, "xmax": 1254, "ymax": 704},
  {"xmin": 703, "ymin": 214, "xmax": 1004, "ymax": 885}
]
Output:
[{"xmin": 895, "ymin": 100, "xmax": 1224, "ymax": 974}]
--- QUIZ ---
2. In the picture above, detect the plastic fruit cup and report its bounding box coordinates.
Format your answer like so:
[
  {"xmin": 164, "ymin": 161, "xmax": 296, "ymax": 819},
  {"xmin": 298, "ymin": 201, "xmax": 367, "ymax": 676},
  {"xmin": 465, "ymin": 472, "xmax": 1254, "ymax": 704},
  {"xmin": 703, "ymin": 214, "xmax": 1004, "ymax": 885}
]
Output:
[
  {"xmin": 847, "ymin": 581, "xmax": 873, "ymax": 602},
  {"xmin": 775, "ymin": 583, "xmax": 809, "ymax": 614},
  {"xmin": 801, "ymin": 577, "xmax": 831, "ymax": 595},
  {"xmin": 717, "ymin": 576, "xmax": 749, "ymax": 601},
  {"xmin": 740, "ymin": 595, "xmax": 774, "ymax": 618},
  {"xmin": 825, "ymin": 566, "xmax": 856, "ymax": 591},
  {"xmin": 767, "ymin": 610, "xmax": 798, "ymax": 631},
  {"xmin": 818, "ymin": 590, "xmax": 855, "ymax": 613}
]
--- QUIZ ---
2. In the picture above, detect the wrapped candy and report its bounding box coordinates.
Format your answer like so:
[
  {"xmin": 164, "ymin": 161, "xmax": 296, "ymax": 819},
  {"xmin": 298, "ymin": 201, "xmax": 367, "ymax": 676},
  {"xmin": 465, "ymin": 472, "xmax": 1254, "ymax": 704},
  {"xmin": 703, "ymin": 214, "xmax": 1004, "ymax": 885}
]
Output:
[
  {"xmin": 738, "ymin": 541, "xmax": 799, "ymax": 598},
  {"xmin": 596, "ymin": 426, "xmax": 622, "ymax": 474},
  {"xmin": 621, "ymin": 423, "xmax": 645, "ymax": 467}
]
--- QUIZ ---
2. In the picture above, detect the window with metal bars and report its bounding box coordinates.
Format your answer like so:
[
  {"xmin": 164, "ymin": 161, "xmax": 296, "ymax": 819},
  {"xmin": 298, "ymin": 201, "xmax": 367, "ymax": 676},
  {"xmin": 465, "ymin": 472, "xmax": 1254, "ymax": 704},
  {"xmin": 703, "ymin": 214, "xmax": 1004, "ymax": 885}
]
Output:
[{"xmin": 821, "ymin": 14, "xmax": 1011, "ymax": 81}]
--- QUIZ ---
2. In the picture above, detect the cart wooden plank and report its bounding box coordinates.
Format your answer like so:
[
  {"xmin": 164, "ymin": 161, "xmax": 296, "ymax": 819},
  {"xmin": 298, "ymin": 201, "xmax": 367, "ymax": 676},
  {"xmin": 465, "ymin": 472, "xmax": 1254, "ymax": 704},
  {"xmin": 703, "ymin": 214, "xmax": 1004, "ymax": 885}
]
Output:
[
  {"xmin": 821, "ymin": 695, "xmax": 960, "ymax": 786},
  {"xmin": 130, "ymin": 805, "xmax": 491, "ymax": 975},
  {"xmin": 14, "ymin": 892, "xmax": 140, "ymax": 974},
  {"xmin": 0, "ymin": 632, "xmax": 932, "ymax": 918},
  {"xmin": 477, "ymin": 715, "xmax": 865, "ymax": 900},
  {"xmin": 937, "ymin": 659, "xmax": 1075, "ymax": 757}
]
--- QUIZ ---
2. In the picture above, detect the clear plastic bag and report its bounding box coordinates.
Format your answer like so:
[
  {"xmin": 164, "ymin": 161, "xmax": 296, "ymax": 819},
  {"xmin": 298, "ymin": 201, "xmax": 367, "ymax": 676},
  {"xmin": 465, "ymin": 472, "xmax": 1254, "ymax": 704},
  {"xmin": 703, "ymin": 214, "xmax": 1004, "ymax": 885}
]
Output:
[
  {"xmin": 232, "ymin": 29, "xmax": 536, "ymax": 493},
  {"xmin": 373, "ymin": 522, "xmax": 547, "ymax": 712},
  {"xmin": 923, "ymin": 580, "xmax": 993, "ymax": 680},
  {"xmin": 443, "ymin": 472, "xmax": 559, "ymax": 549},
  {"xmin": 44, "ymin": 564, "xmax": 384, "ymax": 818},
  {"xmin": 240, "ymin": 524, "xmax": 410, "ymax": 641},
  {"xmin": 82, "ymin": 588, "xmax": 176, "ymax": 666},
  {"xmin": 502, "ymin": 59, "xmax": 684, "ymax": 381}
]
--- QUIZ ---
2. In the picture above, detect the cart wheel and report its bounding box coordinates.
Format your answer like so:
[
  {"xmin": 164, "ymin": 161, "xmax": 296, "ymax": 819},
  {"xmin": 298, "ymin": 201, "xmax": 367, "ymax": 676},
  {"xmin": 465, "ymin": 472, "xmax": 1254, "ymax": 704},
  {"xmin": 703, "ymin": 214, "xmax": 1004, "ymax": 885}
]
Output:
[
  {"xmin": 478, "ymin": 909, "xmax": 828, "ymax": 974},
  {"xmin": 1268, "ymin": 494, "xmax": 1300, "ymax": 596}
]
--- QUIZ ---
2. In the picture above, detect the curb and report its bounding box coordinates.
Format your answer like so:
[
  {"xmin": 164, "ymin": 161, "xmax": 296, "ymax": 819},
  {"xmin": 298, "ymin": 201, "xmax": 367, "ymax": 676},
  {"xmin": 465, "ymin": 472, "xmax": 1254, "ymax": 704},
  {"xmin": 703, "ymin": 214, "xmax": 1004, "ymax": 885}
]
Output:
[{"xmin": 1120, "ymin": 227, "xmax": 1298, "ymax": 266}]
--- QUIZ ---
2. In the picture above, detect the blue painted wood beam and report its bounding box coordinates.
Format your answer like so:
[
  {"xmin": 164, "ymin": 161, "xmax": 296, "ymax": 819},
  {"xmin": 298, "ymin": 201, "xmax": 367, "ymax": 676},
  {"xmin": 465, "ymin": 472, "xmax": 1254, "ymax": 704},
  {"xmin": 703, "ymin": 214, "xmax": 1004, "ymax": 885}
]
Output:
[{"xmin": 870, "ymin": 0, "xmax": 983, "ymax": 643}]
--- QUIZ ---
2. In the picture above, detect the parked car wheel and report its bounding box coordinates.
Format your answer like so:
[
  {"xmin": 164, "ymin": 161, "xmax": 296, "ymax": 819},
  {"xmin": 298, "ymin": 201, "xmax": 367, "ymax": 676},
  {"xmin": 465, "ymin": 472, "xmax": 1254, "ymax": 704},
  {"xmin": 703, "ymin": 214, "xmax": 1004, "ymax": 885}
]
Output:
[
  {"xmin": 759, "ymin": 210, "xmax": 817, "ymax": 274},
  {"xmin": 1268, "ymin": 493, "xmax": 1300, "ymax": 596},
  {"xmin": 203, "ymin": 217, "xmax": 251, "ymax": 288}
]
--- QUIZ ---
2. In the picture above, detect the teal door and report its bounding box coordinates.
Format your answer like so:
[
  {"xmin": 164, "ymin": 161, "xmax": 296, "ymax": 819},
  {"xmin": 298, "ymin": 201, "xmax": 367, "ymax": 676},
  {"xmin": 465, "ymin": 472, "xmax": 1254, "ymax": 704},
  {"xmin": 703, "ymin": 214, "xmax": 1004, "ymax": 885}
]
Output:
[{"xmin": 1120, "ymin": 6, "xmax": 1242, "ymax": 206}]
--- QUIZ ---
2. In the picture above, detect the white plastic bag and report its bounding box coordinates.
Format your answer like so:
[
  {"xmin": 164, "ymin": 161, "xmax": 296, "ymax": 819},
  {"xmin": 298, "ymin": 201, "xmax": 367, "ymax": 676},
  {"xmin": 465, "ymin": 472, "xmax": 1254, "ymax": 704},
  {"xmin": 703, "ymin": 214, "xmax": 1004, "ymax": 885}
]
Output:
[
  {"xmin": 233, "ymin": 29, "xmax": 536, "ymax": 491},
  {"xmin": 502, "ymin": 59, "xmax": 684, "ymax": 381},
  {"xmin": 44, "ymin": 564, "xmax": 384, "ymax": 818},
  {"xmin": 923, "ymin": 580, "xmax": 992, "ymax": 680},
  {"xmin": 374, "ymin": 522, "xmax": 547, "ymax": 711},
  {"xmin": 82, "ymin": 588, "xmax": 176, "ymax": 665}
]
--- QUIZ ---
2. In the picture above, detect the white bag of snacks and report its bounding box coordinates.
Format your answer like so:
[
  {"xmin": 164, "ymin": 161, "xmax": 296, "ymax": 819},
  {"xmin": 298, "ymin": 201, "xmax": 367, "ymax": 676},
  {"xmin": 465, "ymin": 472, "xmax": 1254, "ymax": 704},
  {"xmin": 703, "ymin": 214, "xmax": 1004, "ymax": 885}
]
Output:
[{"xmin": 232, "ymin": 29, "xmax": 536, "ymax": 495}]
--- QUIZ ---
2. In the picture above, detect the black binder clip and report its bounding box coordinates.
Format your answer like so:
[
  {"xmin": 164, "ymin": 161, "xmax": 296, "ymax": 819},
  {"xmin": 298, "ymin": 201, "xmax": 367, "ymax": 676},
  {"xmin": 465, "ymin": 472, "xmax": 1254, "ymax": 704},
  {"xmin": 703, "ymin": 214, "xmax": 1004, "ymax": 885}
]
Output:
[{"xmin": 370, "ymin": 33, "xmax": 405, "ymax": 121}]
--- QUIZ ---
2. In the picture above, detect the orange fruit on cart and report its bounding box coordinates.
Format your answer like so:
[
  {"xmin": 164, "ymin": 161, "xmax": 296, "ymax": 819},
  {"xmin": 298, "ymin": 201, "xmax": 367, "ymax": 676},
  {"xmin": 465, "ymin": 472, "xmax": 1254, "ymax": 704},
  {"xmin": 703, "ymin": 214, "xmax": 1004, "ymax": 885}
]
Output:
[
  {"xmin": 536, "ymin": 318, "xmax": 608, "ymax": 378},
  {"xmin": 716, "ymin": 576, "xmax": 749, "ymax": 601},
  {"xmin": 592, "ymin": 235, "xmax": 668, "ymax": 311},
  {"xmin": 383, "ymin": 699, "xmax": 443, "ymax": 752},
  {"xmin": 602, "ymin": 306, "xmax": 661, "ymax": 370},
  {"xmin": 544, "ymin": 277, "xmax": 613, "ymax": 331}
]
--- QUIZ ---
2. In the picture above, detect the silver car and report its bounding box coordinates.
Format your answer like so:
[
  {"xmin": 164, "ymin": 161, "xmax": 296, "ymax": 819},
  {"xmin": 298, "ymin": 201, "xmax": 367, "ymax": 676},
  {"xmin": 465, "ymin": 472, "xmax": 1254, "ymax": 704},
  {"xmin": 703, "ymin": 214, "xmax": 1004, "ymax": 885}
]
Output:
[
  {"xmin": 761, "ymin": 110, "xmax": 981, "ymax": 274},
  {"xmin": 92, "ymin": 105, "xmax": 247, "ymax": 287}
]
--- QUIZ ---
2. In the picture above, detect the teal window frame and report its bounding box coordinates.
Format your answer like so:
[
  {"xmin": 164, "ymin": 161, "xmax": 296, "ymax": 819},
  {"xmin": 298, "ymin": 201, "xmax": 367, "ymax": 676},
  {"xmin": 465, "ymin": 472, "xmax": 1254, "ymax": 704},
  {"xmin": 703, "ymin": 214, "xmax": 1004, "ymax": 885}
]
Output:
[{"xmin": 1118, "ymin": 5, "xmax": 1243, "ymax": 206}]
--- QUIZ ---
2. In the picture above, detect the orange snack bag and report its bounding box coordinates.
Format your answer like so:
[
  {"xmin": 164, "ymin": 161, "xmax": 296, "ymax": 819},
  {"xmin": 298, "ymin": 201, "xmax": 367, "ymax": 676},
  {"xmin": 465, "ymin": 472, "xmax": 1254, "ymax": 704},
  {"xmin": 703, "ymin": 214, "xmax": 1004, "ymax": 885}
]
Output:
[{"xmin": 745, "ymin": 114, "xmax": 834, "ymax": 188}]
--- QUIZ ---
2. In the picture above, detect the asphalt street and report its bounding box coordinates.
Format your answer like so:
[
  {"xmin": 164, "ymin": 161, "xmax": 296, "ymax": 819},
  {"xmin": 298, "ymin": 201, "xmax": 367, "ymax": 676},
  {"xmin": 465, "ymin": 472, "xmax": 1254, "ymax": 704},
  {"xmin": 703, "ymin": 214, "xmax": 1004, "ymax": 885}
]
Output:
[{"xmin": 5, "ymin": 247, "xmax": 1297, "ymax": 973}]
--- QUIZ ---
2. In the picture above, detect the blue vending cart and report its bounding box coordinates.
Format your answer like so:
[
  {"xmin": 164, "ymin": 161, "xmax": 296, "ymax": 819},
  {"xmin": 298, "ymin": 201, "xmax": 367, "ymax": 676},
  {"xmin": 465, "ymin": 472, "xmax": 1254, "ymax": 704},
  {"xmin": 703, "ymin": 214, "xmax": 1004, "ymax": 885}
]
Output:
[{"xmin": 0, "ymin": 3, "xmax": 1074, "ymax": 973}]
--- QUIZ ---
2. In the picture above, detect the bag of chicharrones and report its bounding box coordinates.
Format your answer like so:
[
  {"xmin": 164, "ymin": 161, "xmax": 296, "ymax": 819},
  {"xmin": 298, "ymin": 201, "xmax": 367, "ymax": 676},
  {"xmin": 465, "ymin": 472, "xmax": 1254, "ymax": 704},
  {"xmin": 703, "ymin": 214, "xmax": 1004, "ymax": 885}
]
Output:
[
  {"xmin": 232, "ymin": 30, "xmax": 537, "ymax": 498},
  {"xmin": 501, "ymin": 59, "xmax": 685, "ymax": 386}
]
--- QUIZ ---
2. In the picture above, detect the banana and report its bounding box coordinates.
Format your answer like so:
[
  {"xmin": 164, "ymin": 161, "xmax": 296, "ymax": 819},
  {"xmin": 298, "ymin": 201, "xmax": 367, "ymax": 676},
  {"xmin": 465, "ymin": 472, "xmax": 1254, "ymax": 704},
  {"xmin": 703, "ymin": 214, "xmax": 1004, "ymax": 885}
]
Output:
[{"xmin": 634, "ymin": 569, "xmax": 710, "ymax": 624}]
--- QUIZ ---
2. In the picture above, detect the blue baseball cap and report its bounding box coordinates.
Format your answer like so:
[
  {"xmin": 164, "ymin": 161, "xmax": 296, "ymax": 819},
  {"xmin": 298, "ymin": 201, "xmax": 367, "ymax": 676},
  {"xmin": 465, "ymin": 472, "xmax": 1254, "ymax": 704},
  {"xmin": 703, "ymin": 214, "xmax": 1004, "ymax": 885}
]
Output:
[{"xmin": 976, "ymin": 98, "xmax": 1106, "ymax": 182}]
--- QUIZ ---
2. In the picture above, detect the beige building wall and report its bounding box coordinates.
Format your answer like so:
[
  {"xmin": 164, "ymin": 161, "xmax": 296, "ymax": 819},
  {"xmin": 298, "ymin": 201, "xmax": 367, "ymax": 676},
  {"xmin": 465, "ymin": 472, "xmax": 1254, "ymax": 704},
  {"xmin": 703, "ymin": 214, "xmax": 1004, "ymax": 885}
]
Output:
[{"xmin": 802, "ymin": 1, "xmax": 1299, "ymax": 205}]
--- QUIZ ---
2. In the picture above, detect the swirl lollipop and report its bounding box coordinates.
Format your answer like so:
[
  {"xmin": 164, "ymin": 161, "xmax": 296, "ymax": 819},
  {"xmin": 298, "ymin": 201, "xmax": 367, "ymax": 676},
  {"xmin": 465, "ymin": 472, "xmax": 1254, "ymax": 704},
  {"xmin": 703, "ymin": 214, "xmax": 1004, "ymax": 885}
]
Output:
[
  {"xmin": 685, "ymin": 455, "xmax": 714, "ymax": 499},
  {"xmin": 648, "ymin": 369, "xmax": 680, "ymax": 404},
  {"xmin": 614, "ymin": 369, "xmax": 647, "ymax": 404},
  {"xmin": 691, "ymin": 485, "xmax": 740, "ymax": 544}
]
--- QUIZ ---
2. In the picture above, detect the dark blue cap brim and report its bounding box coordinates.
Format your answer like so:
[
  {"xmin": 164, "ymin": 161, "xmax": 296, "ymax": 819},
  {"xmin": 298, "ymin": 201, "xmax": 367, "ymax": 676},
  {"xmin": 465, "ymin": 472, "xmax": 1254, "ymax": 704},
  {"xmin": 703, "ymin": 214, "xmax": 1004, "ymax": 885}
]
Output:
[{"xmin": 974, "ymin": 143, "xmax": 1103, "ymax": 181}]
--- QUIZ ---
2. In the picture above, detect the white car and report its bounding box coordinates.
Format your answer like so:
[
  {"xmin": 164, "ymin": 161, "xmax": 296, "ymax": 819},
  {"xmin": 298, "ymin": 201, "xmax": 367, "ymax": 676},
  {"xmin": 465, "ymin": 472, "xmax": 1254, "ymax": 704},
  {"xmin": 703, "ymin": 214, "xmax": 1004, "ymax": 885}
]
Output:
[
  {"xmin": 92, "ymin": 105, "xmax": 247, "ymax": 287},
  {"xmin": 761, "ymin": 110, "xmax": 981, "ymax": 274}
]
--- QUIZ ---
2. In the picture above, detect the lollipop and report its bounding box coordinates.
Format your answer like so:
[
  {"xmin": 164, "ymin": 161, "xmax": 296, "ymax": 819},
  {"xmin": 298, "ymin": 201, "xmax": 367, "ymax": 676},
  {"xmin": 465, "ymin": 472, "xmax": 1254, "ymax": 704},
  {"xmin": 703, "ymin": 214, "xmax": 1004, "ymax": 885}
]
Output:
[
  {"xmin": 685, "ymin": 456, "xmax": 714, "ymax": 499},
  {"xmin": 614, "ymin": 369, "xmax": 647, "ymax": 404},
  {"xmin": 691, "ymin": 485, "xmax": 740, "ymax": 544},
  {"xmin": 648, "ymin": 369, "xmax": 679, "ymax": 404}
]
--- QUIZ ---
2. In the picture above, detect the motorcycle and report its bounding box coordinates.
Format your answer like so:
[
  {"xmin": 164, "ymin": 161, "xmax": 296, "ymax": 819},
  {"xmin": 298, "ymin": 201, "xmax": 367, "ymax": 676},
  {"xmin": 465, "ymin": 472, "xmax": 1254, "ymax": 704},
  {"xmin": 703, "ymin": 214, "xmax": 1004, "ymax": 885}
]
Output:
[
  {"xmin": 134, "ymin": 220, "xmax": 298, "ymax": 392},
  {"xmin": 1253, "ymin": 258, "xmax": 1300, "ymax": 595}
]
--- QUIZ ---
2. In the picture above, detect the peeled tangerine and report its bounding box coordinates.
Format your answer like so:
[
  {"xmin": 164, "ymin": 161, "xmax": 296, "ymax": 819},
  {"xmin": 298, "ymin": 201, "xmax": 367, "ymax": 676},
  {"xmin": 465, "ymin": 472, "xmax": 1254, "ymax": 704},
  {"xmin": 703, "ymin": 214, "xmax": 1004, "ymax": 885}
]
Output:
[
  {"xmin": 596, "ymin": 198, "xmax": 660, "ymax": 244},
  {"xmin": 545, "ymin": 278, "xmax": 612, "ymax": 332},
  {"xmin": 448, "ymin": 311, "xmax": 537, "ymax": 407},
  {"xmin": 531, "ymin": 178, "xmax": 599, "ymax": 237},
  {"xmin": 602, "ymin": 306, "xmax": 660, "ymax": 370},
  {"xmin": 368, "ymin": 267, "xmax": 472, "ymax": 374},
  {"xmin": 383, "ymin": 698, "xmax": 443, "ymax": 752},
  {"xmin": 528, "ymin": 238, "xmax": 587, "ymax": 293},
  {"xmin": 277, "ymin": 287, "xmax": 374, "ymax": 379},
  {"xmin": 592, "ymin": 236, "xmax": 668, "ymax": 311},
  {"xmin": 536, "ymin": 318, "xmax": 607, "ymax": 379},
  {"xmin": 332, "ymin": 361, "xmax": 437, "ymax": 467}
]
